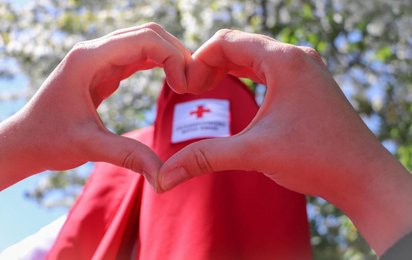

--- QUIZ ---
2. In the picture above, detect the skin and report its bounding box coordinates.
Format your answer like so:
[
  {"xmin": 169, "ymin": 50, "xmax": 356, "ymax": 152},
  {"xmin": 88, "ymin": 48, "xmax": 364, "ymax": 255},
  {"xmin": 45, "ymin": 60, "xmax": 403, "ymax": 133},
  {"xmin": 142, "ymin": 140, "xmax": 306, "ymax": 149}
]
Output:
[
  {"xmin": 0, "ymin": 23, "xmax": 191, "ymax": 191},
  {"xmin": 158, "ymin": 29, "xmax": 412, "ymax": 255},
  {"xmin": 1, "ymin": 24, "xmax": 411, "ymax": 255}
]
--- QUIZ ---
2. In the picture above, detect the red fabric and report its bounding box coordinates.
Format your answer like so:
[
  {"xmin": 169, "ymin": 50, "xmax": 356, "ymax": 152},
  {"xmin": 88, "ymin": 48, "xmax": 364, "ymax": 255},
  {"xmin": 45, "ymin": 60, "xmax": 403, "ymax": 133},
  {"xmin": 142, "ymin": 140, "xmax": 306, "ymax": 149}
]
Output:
[
  {"xmin": 48, "ymin": 76, "xmax": 312, "ymax": 260},
  {"xmin": 47, "ymin": 127, "xmax": 152, "ymax": 260}
]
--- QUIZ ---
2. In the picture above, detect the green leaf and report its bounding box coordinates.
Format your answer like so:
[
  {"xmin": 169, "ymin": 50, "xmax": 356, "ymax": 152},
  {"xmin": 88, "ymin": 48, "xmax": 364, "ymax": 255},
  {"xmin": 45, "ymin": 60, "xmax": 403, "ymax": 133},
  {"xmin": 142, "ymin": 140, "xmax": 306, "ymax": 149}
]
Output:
[
  {"xmin": 278, "ymin": 28, "xmax": 291, "ymax": 43},
  {"xmin": 308, "ymin": 33, "xmax": 319, "ymax": 46},
  {"xmin": 375, "ymin": 46, "xmax": 393, "ymax": 61},
  {"xmin": 303, "ymin": 3, "xmax": 313, "ymax": 19},
  {"xmin": 1, "ymin": 32, "xmax": 10, "ymax": 45},
  {"xmin": 397, "ymin": 145, "xmax": 412, "ymax": 170},
  {"xmin": 317, "ymin": 41, "xmax": 327, "ymax": 53}
]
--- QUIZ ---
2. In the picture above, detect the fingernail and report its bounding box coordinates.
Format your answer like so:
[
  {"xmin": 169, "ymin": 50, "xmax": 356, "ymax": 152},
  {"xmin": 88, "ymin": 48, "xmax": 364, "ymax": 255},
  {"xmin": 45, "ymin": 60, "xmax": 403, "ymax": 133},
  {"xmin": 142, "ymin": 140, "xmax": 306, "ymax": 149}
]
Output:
[{"xmin": 160, "ymin": 167, "xmax": 190, "ymax": 191}]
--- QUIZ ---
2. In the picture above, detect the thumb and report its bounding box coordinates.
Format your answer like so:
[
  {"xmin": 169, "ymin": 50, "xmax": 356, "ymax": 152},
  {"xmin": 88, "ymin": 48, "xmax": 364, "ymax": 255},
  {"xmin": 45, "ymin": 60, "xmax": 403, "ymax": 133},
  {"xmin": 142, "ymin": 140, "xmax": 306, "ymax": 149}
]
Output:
[
  {"xmin": 90, "ymin": 130, "xmax": 163, "ymax": 191},
  {"xmin": 158, "ymin": 136, "xmax": 251, "ymax": 191}
]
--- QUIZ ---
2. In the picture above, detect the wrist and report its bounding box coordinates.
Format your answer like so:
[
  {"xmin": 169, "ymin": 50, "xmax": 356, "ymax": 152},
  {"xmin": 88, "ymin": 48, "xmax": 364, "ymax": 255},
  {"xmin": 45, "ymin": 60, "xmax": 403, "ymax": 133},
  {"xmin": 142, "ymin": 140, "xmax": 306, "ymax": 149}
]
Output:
[
  {"xmin": 0, "ymin": 111, "xmax": 48, "ymax": 190},
  {"xmin": 323, "ymin": 144, "xmax": 412, "ymax": 255}
]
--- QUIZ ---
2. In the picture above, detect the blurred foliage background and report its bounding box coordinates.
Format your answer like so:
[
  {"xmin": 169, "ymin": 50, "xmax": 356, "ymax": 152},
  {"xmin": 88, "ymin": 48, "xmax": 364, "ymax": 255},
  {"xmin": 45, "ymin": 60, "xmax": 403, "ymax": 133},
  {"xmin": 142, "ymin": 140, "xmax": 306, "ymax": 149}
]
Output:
[{"xmin": 1, "ymin": 0, "xmax": 411, "ymax": 258}]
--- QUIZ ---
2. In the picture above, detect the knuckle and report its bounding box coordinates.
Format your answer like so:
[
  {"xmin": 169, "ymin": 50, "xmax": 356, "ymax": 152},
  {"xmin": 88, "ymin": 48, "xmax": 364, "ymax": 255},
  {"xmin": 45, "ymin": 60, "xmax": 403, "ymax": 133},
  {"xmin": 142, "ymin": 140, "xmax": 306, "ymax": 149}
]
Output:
[
  {"xmin": 282, "ymin": 46, "xmax": 312, "ymax": 71},
  {"xmin": 144, "ymin": 22, "xmax": 164, "ymax": 31},
  {"xmin": 286, "ymin": 46, "xmax": 307, "ymax": 62},
  {"xmin": 301, "ymin": 46, "xmax": 323, "ymax": 63},
  {"xmin": 193, "ymin": 147, "xmax": 214, "ymax": 174},
  {"xmin": 67, "ymin": 40, "xmax": 96, "ymax": 65},
  {"xmin": 122, "ymin": 150, "xmax": 139, "ymax": 172},
  {"xmin": 139, "ymin": 27, "xmax": 159, "ymax": 40},
  {"xmin": 214, "ymin": 28, "xmax": 234, "ymax": 41},
  {"xmin": 69, "ymin": 41, "xmax": 89, "ymax": 58},
  {"xmin": 301, "ymin": 46, "xmax": 318, "ymax": 56}
]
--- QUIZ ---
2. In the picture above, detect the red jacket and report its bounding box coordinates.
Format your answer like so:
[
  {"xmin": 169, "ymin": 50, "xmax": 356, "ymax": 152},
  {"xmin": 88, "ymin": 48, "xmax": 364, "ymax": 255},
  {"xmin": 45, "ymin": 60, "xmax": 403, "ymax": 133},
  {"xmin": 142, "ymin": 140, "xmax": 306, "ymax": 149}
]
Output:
[{"xmin": 48, "ymin": 76, "xmax": 312, "ymax": 260}]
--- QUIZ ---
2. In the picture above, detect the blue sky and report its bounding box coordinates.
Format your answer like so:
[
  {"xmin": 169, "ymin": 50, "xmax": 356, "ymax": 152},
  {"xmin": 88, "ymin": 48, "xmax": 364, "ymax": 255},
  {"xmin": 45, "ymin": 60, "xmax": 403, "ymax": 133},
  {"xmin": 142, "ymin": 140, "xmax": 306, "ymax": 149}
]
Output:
[{"xmin": 0, "ymin": 176, "xmax": 67, "ymax": 251}]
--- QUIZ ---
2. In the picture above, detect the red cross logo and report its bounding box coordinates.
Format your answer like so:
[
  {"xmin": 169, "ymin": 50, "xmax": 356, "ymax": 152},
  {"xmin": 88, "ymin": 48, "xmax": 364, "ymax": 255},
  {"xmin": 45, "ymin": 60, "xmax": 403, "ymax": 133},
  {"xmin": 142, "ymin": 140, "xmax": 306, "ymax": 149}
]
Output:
[{"xmin": 190, "ymin": 105, "xmax": 211, "ymax": 119}]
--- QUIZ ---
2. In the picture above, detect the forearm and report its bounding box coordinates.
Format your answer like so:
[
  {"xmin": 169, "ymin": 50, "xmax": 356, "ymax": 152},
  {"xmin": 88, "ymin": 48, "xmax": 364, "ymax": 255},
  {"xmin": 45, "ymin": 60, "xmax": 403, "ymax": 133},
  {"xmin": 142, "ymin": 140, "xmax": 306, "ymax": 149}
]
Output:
[
  {"xmin": 0, "ymin": 112, "xmax": 48, "ymax": 190},
  {"xmin": 323, "ymin": 141, "xmax": 412, "ymax": 255}
]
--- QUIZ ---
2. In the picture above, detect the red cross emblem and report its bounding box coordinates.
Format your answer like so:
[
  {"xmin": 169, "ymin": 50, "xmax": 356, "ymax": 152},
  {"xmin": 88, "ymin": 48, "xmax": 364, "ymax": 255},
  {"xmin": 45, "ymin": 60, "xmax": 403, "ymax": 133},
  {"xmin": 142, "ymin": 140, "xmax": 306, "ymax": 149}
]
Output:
[{"xmin": 190, "ymin": 105, "xmax": 211, "ymax": 119}]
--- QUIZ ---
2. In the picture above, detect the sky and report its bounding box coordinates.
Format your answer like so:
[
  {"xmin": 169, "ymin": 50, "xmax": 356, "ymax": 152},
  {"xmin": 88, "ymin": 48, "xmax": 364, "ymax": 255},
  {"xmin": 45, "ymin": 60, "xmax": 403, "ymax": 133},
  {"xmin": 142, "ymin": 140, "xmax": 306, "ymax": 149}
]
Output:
[
  {"xmin": 0, "ymin": 75, "xmax": 68, "ymax": 252},
  {"xmin": 0, "ymin": 175, "xmax": 67, "ymax": 251}
]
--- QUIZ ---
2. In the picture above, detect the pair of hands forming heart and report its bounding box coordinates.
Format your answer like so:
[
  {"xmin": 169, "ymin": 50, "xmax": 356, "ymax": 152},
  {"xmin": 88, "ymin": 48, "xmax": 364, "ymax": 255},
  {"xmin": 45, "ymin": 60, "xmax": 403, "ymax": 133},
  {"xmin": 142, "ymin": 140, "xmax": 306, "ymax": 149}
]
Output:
[{"xmin": 1, "ymin": 23, "xmax": 411, "ymax": 255}]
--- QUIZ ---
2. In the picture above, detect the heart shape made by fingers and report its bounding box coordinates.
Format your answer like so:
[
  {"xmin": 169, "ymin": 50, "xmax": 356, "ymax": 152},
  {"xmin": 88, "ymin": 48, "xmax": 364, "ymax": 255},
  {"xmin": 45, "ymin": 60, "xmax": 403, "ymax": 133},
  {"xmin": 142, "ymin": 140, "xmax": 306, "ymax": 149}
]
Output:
[{"xmin": 160, "ymin": 28, "xmax": 374, "ymax": 203}]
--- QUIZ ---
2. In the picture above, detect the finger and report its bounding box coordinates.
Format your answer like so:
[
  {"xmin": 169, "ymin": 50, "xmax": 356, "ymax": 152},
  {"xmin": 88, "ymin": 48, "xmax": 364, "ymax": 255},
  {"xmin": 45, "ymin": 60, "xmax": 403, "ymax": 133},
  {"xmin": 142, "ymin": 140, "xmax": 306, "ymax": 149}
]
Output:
[
  {"xmin": 84, "ymin": 28, "xmax": 187, "ymax": 100},
  {"xmin": 194, "ymin": 29, "xmax": 269, "ymax": 73},
  {"xmin": 104, "ymin": 28, "xmax": 186, "ymax": 88},
  {"xmin": 298, "ymin": 46, "xmax": 325, "ymax": 66},
  {"xmin": 184, "ymin": 57, "xmax": 227, "ymax": 94},
  {"xmin": 184, "ymin": 29, "xmax": 271, "ymax": 94},
  {"xmin": 158, "ymin": 136, "xmax": 252, "ymax": 191},
  {"xmin": 90, "ymin": 130, "xmax": 163, "ymax": 192},
  {"xmin": 107, "ymin": 22, "xmax": 192, "ymax": 61},
  {"xmin": 101, "ymin": 22, "xmax": 192, "ymax": 93}
]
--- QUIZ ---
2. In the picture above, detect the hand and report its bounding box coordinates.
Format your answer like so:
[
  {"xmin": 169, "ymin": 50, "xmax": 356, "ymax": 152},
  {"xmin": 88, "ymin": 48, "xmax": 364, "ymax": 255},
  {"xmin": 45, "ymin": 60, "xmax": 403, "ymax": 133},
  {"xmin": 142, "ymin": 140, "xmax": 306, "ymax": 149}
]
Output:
[
  {"xmin": 0, "ymin": 23, "xmax": 190, "ymax": 191},
  {"xmin": 159, "ymin": 30, "xmax": 412, "ymax": 254},
  {"xmin": 160, "ymin": 29, "xmax": 380, "ymax": 198}
]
